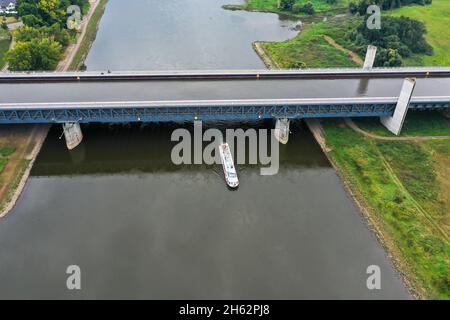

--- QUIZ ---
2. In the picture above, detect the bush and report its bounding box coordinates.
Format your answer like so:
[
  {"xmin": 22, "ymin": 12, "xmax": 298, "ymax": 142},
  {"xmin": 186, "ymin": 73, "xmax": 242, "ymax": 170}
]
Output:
[
  {"xmin": 346, "ymin": 16, "xmax": 433, "ymax": 66},
  {"xmin": 292, "ymin": 2, "xmax": 315, "ymax": 15}
]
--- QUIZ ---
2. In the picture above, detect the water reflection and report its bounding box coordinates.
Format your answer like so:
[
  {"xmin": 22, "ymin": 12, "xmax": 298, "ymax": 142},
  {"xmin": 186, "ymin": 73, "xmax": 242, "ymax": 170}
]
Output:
[{"xmin": 32, "ymin": 121, "xmax": 328, "ymax": 176}]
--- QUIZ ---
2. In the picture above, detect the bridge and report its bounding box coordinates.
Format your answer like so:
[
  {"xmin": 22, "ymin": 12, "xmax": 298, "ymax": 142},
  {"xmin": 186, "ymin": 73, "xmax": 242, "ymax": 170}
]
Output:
[{"xmin": 1, "ymin": 67, "xmax": 449, "ymax": 149}]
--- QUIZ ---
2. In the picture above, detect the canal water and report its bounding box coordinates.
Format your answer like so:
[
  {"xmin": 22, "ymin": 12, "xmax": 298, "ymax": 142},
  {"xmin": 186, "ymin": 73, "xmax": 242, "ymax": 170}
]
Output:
[{"xmin": 0, "ymin": 0, "xmax": 410, "ymax": 299}]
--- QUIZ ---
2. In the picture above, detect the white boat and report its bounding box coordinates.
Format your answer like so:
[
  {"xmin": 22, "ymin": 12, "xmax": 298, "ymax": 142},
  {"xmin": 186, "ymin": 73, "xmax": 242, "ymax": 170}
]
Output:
[
  {"xmin": 219, "ymin": 143, "xmax": 239, "ymax": 189},
  {"xmin": 274, "ymin": 118, "xmax": 290, "ymax": 145}
]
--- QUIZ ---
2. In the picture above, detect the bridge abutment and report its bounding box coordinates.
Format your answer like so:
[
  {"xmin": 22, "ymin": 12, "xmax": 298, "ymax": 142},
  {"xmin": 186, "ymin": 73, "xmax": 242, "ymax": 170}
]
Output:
[
  {"xmin": 363, "ymin": 45, "xmax": 377, "ymax": 69},
  {"xmin": 274, "ymin": 118, "xmax": 290, "ymax": 144},
  {"xmin": 63, "ymin": 122, "xmax": 83, "ymax": 150},
  {"xmin": 380, "ymin": 78, "xmax": 416, "ymax": 135}
]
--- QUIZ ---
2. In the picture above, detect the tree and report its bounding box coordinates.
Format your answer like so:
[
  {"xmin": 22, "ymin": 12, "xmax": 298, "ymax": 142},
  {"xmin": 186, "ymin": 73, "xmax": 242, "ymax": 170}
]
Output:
[
  {"xmin": 7, "ymin": 38, "xmax": 63, "ymax": 71},
  {"xmin": 279, "ymin": 0, "xmax": 295, "ymax": 11},
  {"xmin": 292, "ymin": 1, "xmax": 316, "ymax": 15},
  {"xmin": 1, "ymin": 18, "xmax": 7, "ymax": 30},
  {"xmin": 375, "ymin": 48, "xmax": 402, "ymax": 67}
]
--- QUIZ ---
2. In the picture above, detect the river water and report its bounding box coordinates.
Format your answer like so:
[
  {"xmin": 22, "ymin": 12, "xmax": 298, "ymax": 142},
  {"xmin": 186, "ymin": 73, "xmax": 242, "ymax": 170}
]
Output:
[{"xmin": 0, "ymin": 0, "xmax": 410, "ymax": 299}]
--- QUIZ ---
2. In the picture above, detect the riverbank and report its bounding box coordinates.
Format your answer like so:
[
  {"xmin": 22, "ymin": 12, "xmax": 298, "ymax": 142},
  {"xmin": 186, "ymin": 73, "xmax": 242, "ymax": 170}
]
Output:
[
  {"xmin": 0, "ymin": 0, "xmax": 107, "ymax": 217},
  {"xmin": 321, "ymin": 116, "xmax": 450, "ymax": 299},
  {"xmin": 245, "ymin": 1, "xmax": 450, "ymax": 299},
  {"xmin": 306, "ymin": 119, "xmax": 421, "ymax": 299},
  {"xmin": 67, "ymin": 0, "xmax": 109, "ymax": 70},
  {"xmin": 224, "ymin": 0, "xmax": 350, "ymax": 16},
  {"xmin": 0, "ymin": 125, "xmax": 49, "ymax": 217}
]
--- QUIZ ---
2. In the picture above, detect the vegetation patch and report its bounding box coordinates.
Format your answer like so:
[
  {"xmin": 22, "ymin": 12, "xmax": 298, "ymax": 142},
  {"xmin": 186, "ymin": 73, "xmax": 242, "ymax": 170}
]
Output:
[
  {"xmin": 0, "ymin": 146, "xmax": 15, "ymax": 176},
  {"xmin": 0, "ymin": 146, "xmax": 16, "ymax": 157},
  {"xmin": 356, "ymin": 111, "xmax": 450, "ymax": 137},
  {"xmin": 0, "ymin": 28, "xmax": 11, "ymax": 69},
  {"xmin": 7, "ymin": 0, "xmax": 91, "ymax": 71},
  {"xmin": 323, "ymin": 120, "xmax": 450, "ymax": 299},
  {"xmin": 261, "ymin": 20, "xmax": 358, "ymax": 68},
  {"xmin": 224, "ymin": 0, "xmax": 350, "ymax": 15}
]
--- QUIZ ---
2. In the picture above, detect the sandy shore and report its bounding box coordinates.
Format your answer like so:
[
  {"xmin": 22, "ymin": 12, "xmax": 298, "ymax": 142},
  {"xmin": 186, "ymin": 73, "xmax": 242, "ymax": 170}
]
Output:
[{"xmin": 252, "ymin": 42, "xmax": 281, "ymax": 69}]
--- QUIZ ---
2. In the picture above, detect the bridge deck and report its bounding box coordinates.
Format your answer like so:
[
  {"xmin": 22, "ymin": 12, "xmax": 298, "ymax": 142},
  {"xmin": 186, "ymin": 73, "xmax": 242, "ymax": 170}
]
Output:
[{"xmin": 1, "ymin": 77, "xmax": 449, "ymax": 106}]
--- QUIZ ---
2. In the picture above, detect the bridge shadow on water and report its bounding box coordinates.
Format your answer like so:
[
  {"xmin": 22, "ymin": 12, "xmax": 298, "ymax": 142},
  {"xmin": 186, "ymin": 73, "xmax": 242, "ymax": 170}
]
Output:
[{"xmin": 31, "ymin": 120, "xmax": 330, "ymax": 177}]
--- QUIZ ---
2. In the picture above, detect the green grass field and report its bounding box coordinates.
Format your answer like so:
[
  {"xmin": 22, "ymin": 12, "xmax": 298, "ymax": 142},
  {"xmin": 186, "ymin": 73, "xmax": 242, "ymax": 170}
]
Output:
[
  {"xmin": 390, "ymin": 0, "xmax": 450, "ymax": 66},
  {"xmin": 0, "ymin": 158, "xmax": 7, "ymax": 174}
]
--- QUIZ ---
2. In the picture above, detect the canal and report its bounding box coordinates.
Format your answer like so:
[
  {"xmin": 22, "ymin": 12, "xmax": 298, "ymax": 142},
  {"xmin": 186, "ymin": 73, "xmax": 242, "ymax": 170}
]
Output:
[{"xmin": 0, "ymin": 0, "xmax": 409, "ymax": 299}]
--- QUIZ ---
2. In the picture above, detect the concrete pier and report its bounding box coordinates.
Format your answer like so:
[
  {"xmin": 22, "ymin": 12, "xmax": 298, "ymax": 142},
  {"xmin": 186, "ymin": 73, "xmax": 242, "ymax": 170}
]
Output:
[
  {"xmin": 380, "ymin": 78, "xmax": 416, "ymax": 135},
  {"xmin": 63, "ymin": 122, "xmax": 83, "ymax": 150},
  {"xmin": 363, "ymin": 45, "xmax": 377, "ymax": 69},
  {"xmin": 275, "ymin": 118, "xmax": 290, "ymax": 144}
]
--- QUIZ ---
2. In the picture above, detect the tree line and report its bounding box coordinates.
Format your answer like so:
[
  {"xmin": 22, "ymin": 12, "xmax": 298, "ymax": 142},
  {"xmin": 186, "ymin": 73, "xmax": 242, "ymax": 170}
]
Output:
[
  {"xmin": 349, "ymin": 0, "xmax": 432, "ymax": 15},
  {"xmin": 347, "ymin": 0, "xmax": 433, "ymax": 66}
]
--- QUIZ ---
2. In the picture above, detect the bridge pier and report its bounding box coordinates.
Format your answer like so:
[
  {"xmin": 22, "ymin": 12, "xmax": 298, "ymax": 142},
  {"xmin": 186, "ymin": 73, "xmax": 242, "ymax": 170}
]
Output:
[
  {"xmin": 363, "ymin": 45, "xmax": 377, "ymax": 69},
  {"xmin": 63, "ymin": 122, "xmax": 83, "ymax": 150},
  {"xmin": 380, "ymin": 78, "xmax": 416, "ymax": 135},
  {"xmin": 274, "ymin": 118, "xmax": 290, "ymax": 144}
]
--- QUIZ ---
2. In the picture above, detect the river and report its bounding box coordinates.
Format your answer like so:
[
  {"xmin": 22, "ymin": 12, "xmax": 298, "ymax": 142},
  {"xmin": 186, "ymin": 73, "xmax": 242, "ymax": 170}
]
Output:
[{"xmin": 0, "ymin": 0, "xmax": 410, "ymax": 299}]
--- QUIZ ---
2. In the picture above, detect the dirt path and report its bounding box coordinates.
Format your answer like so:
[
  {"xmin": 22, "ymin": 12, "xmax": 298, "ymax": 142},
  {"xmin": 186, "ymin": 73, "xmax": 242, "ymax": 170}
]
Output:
[
  {"xmin": 57, "ymin": 0, "xmax": 100, "ymax": 71},
  {"xmin": 345, "ymin": 118, "xmax": 450, "ymax": 141},
  {"xmin": 323, "ymin": 35, "xmax": 364, "ymax": 66},
  {"xmin": 253, "ymin": 42, "xmax": 281, "ymax": 69}
]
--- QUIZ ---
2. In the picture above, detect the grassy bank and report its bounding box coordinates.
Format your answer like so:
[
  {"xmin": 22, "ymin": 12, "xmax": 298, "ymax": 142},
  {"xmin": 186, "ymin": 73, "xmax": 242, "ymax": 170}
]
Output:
[
  {"xmin": 225, "ymin": 0, "xmax": 350, "ymax": 15},
  {"xmin": 322, "ymin": 115, "xmax": 450, "ymax": 299},
  {"xmin": 356, "ymin": 112, "xmax": 450, "ymax": 137},
  {"xmin": 69, "ymin": 0, "xmax": 109, "ymax": 70}
]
